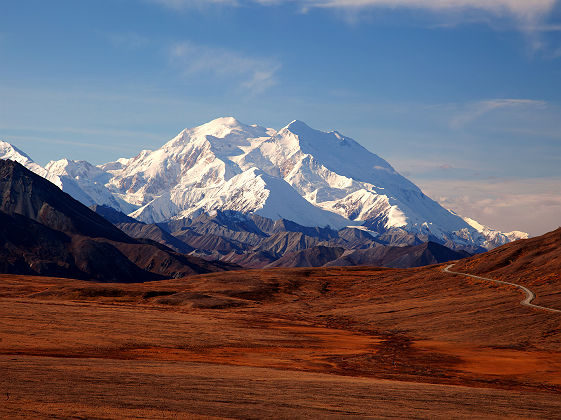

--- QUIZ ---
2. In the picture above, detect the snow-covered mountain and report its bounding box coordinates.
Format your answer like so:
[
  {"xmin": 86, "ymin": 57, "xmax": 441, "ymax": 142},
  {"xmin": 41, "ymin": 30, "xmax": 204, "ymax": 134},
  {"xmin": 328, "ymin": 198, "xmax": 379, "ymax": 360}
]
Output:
[
  {"xmin": 0, "ymin": 141, "xmax": 133, "ymax": 213},
  {"xmin": 0, "ymin": 141, "xmax": 48, "ymax": 178},
  {"xmin": 462, "ymin": 216, "xmax": 528, "ymax": 249},
  {"xmin": 45, "ymin": 158, "xmax": 136, "ymax": 213},
  {"xmin": 103, "ymin": 118, "xmax": 351, "ymax": 228},
  {"xmin": 0, "ymin": 118, "xmax": 527, "ymax": 249}
]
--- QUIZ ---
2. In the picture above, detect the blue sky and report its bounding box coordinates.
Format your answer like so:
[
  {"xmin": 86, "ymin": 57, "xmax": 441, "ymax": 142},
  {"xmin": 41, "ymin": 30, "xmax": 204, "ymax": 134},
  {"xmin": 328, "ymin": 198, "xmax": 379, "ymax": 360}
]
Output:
[{"xmin": 0, "ymin": 0, "xmax": 560, "ymax": 235}]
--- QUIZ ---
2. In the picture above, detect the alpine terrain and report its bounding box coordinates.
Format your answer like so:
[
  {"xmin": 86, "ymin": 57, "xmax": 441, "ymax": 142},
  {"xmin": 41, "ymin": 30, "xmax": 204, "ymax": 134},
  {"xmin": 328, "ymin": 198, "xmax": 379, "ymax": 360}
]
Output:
[{"xmin": 0, "ymin": 117, "xmax": 527, "ymax": 267}]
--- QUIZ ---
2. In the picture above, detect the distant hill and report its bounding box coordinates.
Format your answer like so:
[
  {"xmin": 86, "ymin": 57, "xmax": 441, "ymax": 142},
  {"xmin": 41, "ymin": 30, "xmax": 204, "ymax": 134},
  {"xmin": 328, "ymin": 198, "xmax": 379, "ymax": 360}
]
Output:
[
  {"xmin": 87, "ymin": 206, "xmax": 474, "ymax": 270},
  {"xmin": 453, "ymin": 227, "xmax": 561, "ymax": 285},
  {"xmin": 267, "ymin": 242, "xmax": 469, "ymax": 269}
]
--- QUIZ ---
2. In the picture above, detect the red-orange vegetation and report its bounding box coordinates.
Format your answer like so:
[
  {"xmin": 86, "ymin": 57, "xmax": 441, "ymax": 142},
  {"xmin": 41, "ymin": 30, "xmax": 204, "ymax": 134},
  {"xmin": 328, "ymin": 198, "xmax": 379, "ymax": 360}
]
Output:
[{"xmin": 1, "ymin": 259, "xmax": 561, "ymax": 418}]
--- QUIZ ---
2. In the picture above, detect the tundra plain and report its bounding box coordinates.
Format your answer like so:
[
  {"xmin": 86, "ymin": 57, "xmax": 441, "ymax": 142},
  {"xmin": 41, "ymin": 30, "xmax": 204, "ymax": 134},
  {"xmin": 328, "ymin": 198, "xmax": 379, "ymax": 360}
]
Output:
[{"xmin": 2, "ymin": 261, "xmax": 561, "ymax": 418}]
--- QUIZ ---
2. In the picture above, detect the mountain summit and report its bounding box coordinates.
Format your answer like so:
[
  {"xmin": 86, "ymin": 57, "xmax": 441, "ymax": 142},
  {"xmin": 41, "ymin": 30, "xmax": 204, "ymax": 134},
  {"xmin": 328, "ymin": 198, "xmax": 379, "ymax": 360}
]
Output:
[{"xmin": 0, "ymin": 118, "xmax": 528, "ymax": 249}]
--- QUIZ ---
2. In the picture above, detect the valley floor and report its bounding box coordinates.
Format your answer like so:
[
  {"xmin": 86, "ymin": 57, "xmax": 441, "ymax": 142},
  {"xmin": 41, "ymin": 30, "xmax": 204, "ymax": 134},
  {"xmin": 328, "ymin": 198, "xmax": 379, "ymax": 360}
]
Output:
[{"xmin": 1, "ymin": 265, "xmax": 561, "ymax": 418}]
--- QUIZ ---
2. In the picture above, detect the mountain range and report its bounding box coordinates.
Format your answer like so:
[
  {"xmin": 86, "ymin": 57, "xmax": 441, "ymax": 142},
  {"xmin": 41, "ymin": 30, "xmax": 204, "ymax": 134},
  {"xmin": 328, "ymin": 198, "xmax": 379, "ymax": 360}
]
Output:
[{"xmin": 0, "ymin": 117, "xmax": 528, "ymax": 271}]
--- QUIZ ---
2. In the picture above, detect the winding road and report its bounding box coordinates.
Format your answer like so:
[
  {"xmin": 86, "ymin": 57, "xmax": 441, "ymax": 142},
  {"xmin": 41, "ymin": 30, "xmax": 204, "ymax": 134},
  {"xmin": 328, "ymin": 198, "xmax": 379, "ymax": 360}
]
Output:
[{"xmin": 444, "ymin": 264, "xmax": 561, "ymax": 314}]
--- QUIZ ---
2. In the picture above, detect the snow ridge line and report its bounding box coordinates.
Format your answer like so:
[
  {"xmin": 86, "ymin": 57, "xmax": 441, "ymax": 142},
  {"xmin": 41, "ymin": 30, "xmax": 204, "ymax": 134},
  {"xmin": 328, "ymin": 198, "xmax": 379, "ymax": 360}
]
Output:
[{"xmin": 443, "ymin": 264, "xmax": 561, "ymax": 314}]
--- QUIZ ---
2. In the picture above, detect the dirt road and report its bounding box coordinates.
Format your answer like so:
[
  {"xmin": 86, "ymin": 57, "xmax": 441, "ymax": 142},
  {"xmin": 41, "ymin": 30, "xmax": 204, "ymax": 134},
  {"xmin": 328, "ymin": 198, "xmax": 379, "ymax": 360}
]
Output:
[{"xmin": 444, "ymin": 264, "xmax": 561, "ymax": 314}]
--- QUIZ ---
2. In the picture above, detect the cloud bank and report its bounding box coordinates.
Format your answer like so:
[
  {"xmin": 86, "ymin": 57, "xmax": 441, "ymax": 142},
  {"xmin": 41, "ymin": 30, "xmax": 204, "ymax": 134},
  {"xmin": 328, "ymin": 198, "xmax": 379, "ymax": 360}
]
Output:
[{"xmin": 418, "ymin": 177, "xmax": 561, "ymax": 236}]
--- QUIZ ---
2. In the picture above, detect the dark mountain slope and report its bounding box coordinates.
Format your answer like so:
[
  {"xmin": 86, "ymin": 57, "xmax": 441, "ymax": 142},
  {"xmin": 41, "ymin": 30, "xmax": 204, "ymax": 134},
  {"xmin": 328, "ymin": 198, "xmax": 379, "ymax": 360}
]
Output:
[
  {"xmin": 0, "ymin": 160, "xmax": 130, "ymax": 242},
  {"xmin": 0, "ymin": 211, "xmax": 157, "ymax": 281},
  {"xmin": 255, "ymin": 231, "xmax": 320, "ymax": 256},
  {"xmin": 269, "ymin": 219, "xmax": 339, "ymax": 240},
  {"xmin": 266, "ymin": 246, "xmax": 346, "ymax": 268},
  {"xmin": 116, "ymin": 222, "xmax": 194, "ymax": 254},
  {"xmin": 90, "ymin": 204, "xmax": 138, "ymax": 224},
  {"xmin": 88, "ymin": 205, "xmax": 195, "ymax": 254},
  {"xmin": 0, "ymin": 160, "xmax": 237, "ymax": 281}
]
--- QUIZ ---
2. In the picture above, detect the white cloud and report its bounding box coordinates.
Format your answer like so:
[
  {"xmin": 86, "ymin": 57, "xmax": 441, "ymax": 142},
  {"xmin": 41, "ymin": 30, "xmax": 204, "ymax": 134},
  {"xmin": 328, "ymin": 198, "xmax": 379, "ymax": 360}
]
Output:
[
  {"xmin": 450, "ymin": 99, "xmax": 547, "ymax": 128},
  {"xmin": 169, "ymin": 41, "xmax": 280, "ymax": 94},
  {"xmin": 417, "ymin": 177, "xmax": 561, "ymax": 236},
  {"xmin": 150, "ymin": 0, "xmax": 558, "ymax": 27}
]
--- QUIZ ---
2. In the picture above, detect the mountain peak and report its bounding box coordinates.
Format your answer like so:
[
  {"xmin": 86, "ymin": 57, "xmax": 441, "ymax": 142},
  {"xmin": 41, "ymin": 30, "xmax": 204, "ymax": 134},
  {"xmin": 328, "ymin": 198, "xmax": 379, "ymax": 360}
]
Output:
[
  {"xmin": 209, "ymin": 116, "xmax": 243, "ymax": 125},
  {"xmin": 174, "ymin": 117, "xmax": 270, "ymax": 146},
  {"xmin": 284, "ymin": 119, "xmax": 314, "ymax": 134},
  {"xmin": 198, "ymin": 116, "xmax": 247, "ymax": 133}
]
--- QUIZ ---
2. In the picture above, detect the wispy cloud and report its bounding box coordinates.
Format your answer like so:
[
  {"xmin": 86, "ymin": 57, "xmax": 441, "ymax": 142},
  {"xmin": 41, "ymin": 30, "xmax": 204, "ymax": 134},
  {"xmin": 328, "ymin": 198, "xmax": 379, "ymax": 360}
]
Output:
[
  {"xmin": 526, "ymin": 23, "xmax": 561, "ymax": 31},
  {"xmin": 5, "ymin": 135, "xmax": 135, "ymax": 153},
  {"xmin": 169, "ymin": 41, "xmax": 280, "ymax": 94},
  {"xmin": 148, "ymin": 0, "xmax": 238, "ymax": 10},
  {"xmin": 450, "ymin": 98, "xmax": 547, "ymax": 128},
  {"xmin": 150, "ymin": 0, "xmax": 559, "ymax": 27}
]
